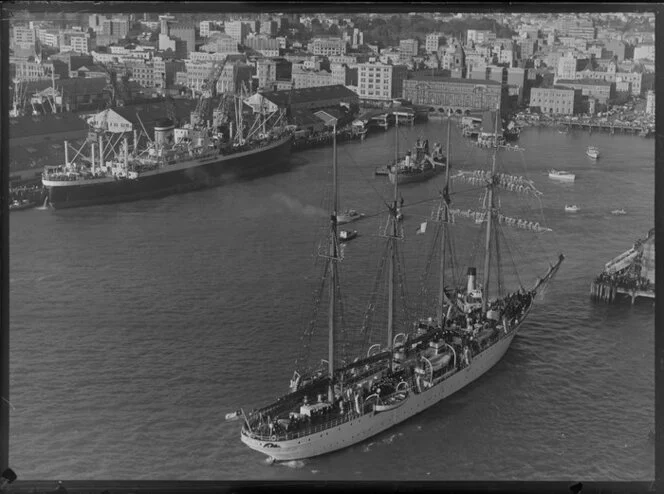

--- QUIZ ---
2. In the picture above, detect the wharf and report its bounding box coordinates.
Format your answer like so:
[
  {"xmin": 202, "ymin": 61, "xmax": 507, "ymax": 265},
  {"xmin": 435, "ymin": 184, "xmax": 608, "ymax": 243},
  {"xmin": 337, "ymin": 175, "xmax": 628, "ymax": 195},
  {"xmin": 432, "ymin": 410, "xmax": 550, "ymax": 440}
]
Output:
[
  {"xmin": 530, "ymin": 118, "xmax": 653, "ymax": 136},
  {"xmin": 589, "ymin": 228, "xmax": 655, "ymax": 305}
]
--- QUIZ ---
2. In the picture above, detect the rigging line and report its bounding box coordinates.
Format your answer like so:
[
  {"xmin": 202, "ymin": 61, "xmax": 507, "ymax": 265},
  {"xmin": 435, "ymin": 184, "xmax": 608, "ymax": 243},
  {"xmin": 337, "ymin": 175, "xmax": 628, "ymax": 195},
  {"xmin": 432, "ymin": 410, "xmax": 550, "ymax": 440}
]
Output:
[{"xmin": 497, "ymin": 222, "xmax": 524, "ymax": 291}]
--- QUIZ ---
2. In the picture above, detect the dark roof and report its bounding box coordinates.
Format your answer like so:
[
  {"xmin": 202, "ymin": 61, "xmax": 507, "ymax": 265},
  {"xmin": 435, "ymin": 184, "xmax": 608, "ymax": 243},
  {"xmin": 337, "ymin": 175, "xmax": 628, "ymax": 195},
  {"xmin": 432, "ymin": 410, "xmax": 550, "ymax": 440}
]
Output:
[
  {"xmin": 291, "ymin": 108, "xmax": 325, "ymax": 127},
  {"xmin": 9, "ymin": 112, "xmax": 89, "ymax": 139},
  {"xmin": 24, "ymin": 77, "xmax": 110, "ymax": 96},
  {"xmin": 557, "ymin": 78, "xmax": 614, "ymax": 87},
  {"xmin": 112, "ymin": 99, "xmax": 201, "ymax": 128},
  {"xmin": 261, "ymin": 85, "xmax": 358, "ymax": 107},
  {"xmin": 406, "ymin": 75, "xmax": 502, "ymax": 85},
  {"xmin": 480, "ymin": 111, "xmax": 503, "ymax": 135}
]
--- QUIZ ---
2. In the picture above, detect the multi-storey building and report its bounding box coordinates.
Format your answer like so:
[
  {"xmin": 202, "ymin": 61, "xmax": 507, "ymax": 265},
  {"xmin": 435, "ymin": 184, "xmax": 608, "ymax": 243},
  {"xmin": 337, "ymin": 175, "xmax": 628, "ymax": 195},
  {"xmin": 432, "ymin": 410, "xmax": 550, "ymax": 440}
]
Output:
[
  {"xmin": 37, "ymin": 29, "xmax": 60, "ymax": 49},
  {"xmin": 291, "ymin": 64, "xmax": 347, "ymax": 89},
  {"xmin": 189, "ymin": 51, "xmax": 227, "ymax": 62},
  {"xmin": 518, "ymin": 38, "xmax": 537, "ymax": 60},
  {"xmin": 426, "ymin": 33, "xmax": 445, "ymax": 53},
  {"xmin": 556, "ymin": 53, "xmax": 580, "ymax": 80},
  {"xmin": 11, "ymin": 26, "xmax": 36, "ymax": 50},
  {"xmin": 183, "ymin": 60, "xmax": 215, "ymax": 93},
  {"xmin": 633, "ymin": 43, "xmax": 655, "ymax": 61},
  {"xmin": 58, "ymin": 30, "xmax": 91, "ymax": 54},
  {"xmin": 200, "ymin": 20, "xmax": 218, "ymax": 38},
  {"xmin": 645, "ymin": 90, "xmax": 655, "ymax": 115},
  {"xmin": 356, "ymin": 61, "xmax": 408, "ymax": 101},
  {"xmin": 467, "ymin": 29, "xmax": 496, "ymax": 45},
  {"xmin": 153, "ymin": 58, "xmax": 185, "ymax": 89},
  {"xmin": 351, "ymin": 28, "xmax": 364, "ymax": 48},
  {"xmin": 216, "ymin": 63, "xmax": 253, "ymax": 93},
  {"xmin": 201, "ymin": 33, "xmax": 238, "ymax": 54},
  {"xmin": 244, "ymin": 34, "xmax": 280, "ymax": 53},
  {"xmin": 310, "ymin": 37, "xmax": 347, "ymax": 56},
  {"xmin": 529, "ymin": 86, "xmax": 580, "ymax": 114},
  {"xmin": 259, "ymin": 20, "xmax": 278, "ymax": 36},
  {"xmin": 129, "ymin": 61, "xmax": 155, "ymax": 88},
  {"xmin": 402, "ymin": 76, "xmax": 504, "ymax": 113},
  {"xmin": 169, "ymin": 25, "xmax": 196, "ymax": 56},
  {"xmin": 556, "ymin": 78, "xmax": 615, "ymax": 103},
  {"xmin": 224, "ymin": 21, "xmax": 251, "ymax": 44},
  {"xmin": 10, "ymin": 58, "xmax": 56, "ymax": 81},
  {"xmin": 399, "ymin": 38, "xmax": 419, "ymax": 58},
  {"xmin": 603, "ymin": 39, "xmax": 626, "ymax": 62}
]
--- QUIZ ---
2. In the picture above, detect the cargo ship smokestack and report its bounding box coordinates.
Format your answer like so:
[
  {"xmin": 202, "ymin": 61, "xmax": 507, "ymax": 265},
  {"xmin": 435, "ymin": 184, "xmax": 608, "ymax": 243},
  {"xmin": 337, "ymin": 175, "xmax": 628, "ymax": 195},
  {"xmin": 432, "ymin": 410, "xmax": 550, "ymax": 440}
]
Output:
[
  {"xmin": 154, "ymin": 118, "xmax": 174, "ymax": 148},
  {"xmin": 467, "ymin": 267, "xmax": 476, "ymax": 293}
]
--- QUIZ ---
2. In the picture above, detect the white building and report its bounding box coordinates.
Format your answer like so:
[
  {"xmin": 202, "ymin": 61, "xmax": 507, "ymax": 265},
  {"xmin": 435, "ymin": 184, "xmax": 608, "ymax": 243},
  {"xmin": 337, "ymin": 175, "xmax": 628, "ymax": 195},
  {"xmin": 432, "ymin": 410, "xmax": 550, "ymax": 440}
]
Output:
[
  {"xmin": 556, "ymin": 53, "xmax": 578, "ymax": 80},
  {"xmin": 633, "ymin": 43, "xmax": 654, "ymax": 61},
  {"xmin": 310, "ymin": 37, "xmax": 347, "ymax": 56},
  {"xmin": 225, "ymin": 21, "xmax": 251, "ymax": 44},
  {"xmin": 425, "ymin": 33, "xmax": 445, "ymax": 53},
  {"xmin": 467, "ymin": 29, "xmax": 496, "ymax": 45},
  {"xmin": 356, "ymin": 61, "xmax": 408, "ymax": 101},
  {"xmin": 646, "ymin": 90, "xmax": 655, "ymax": 115}
]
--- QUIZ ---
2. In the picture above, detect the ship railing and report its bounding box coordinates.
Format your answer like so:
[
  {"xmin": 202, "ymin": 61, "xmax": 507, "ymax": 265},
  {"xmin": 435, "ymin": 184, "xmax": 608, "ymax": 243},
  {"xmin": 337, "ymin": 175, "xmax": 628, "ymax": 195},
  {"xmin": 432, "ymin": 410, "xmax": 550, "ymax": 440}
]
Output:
[{"xmin": 246, "ymin": 410, "xmax": 365, "ymax": 442}]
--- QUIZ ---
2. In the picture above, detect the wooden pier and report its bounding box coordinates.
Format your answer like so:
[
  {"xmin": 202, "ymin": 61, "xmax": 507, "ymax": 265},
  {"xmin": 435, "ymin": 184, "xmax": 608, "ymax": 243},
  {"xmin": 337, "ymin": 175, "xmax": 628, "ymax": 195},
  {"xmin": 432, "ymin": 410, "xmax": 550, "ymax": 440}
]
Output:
[
  {"xmin": 555, "ymin": 120, "xmax": 653, "ymax": 136},
  {"xmin": 590, "ymin": 280, "xmax": 654, "ymax": 305}
]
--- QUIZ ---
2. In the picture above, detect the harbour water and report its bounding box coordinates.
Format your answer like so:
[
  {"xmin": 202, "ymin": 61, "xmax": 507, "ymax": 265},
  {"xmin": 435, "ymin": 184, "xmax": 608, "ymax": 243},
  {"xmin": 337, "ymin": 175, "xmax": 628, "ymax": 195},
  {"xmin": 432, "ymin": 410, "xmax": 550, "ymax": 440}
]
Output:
[{"xmin": 9, "ymin": 122, "xmax": 654, "ymax": 481}]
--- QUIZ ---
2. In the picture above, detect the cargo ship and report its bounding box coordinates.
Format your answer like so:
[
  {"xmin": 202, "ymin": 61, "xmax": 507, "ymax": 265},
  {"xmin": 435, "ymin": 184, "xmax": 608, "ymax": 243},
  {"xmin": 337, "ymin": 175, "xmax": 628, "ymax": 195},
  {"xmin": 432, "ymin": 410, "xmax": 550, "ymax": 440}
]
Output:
[{"xmin": 42, "ymin": 105, "xmax": 292, "ymax": 210}]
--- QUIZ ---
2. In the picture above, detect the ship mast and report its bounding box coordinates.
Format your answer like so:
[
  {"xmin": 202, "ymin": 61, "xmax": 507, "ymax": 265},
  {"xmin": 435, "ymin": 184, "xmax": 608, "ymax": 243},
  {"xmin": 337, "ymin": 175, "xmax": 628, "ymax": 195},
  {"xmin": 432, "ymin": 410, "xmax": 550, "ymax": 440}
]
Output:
[
  {"xmin": 387, "ymin": 114, "xmax": 399, "ymax": 350},
  {"xmin": 328, "ymin": 120, "xmax": 339, "ymax": 403},
  {"xmin": 482, "ymin": 107, "xmax": 500, "ymax": 313},
  {"xmin": 437, "ymin": 113, "xmax": 452, "ymax": 324}
]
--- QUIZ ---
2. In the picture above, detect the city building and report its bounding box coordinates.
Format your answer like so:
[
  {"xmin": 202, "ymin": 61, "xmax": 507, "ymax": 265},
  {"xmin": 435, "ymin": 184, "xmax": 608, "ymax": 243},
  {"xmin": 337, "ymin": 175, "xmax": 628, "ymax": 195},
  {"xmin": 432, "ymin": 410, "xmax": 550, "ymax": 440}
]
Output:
[
  {"xmin": 399, "ymin": 38, "xmax": 419, "ymax": 57},
  {"xmin": 310, "ymin": 37, "xmax": 347, "ymax": 56},
  {"xmin": 216, "ymin": 63, "xmax": 253, "ymax": 93},
  {"xmin": 244, "ymin": 84, "xmax": 358, "ymax": 114},
  {"xmin": 351, "ymin": 28, "xmax": 364, "ymax": 48},
  {"xmin": 518, "ymin": 38, "xmax": 538, "ymax": 60},
  {"xmin": 467, "ymin": 29, "xmax": 496, "ymax": 45},
  {"xmin": 556, "ymin": 78, "xmax": 615, "ymax": 103},
  {"xmin": 259, "ymin": 20, "xmax": 278, "ymax": 36},
  {"xmin": 633, "ymin": 43, "xmax": 655, "ymax": 61},
  {"xmin": 169, "ymin": 25, "xmax": 196, "ymax": 57},
  {"xmin": 291, "ymin": 63, "xmax": 347, "ymax": 89},
  {"xmin": 11, "ymin": 25, "xmax": 36, "ymax": 53},
  {"xmin": 153, "ymin": 58, "xmax": 185, "ymax": 89},
  {"xmin": 224, "ymin": 21, "xmax": 251, "ymax": 44},
  {"xmin": 645, "ymin": 90, "xmax": 654, "ymax": 115},
  {"xmin": 244, "ymin": 34, "xmax": 280, "ymax": 54},
  {"xmin": 529, "ymin": 86, "xmax": 581, "ymax": 114},
  {"xmin": 58, "ymin": 30, "xmax": 91, "ymax": 54},
  {"xmin": 200, "ymin": 33, "xmax": 238, "ymax": 54},
  {"xmin": 402, "ymin": 75, "xmax": 505, "ymax": 114},
  {"xmin": 356, "ymin": 61, "xmax": 408, "ymax": 101},
  {"xmin": 603, "ymin": 39, "xmax": 626, "ymax": 61},
  {"xmin": 426, "ymin": 33, "xmax": 445, "ymax": 53}
]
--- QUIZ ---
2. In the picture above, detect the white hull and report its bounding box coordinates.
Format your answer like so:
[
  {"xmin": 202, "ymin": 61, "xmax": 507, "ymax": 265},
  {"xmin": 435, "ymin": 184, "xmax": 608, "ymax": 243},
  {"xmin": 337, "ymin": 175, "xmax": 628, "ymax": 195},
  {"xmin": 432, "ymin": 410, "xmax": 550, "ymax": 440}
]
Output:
[
  {"xmin": 241, "ymin": 329, "xmax": 518, "ymax": 461},
  {"xmin": 548, "ymin": 172, "xmax": 575, "ymax": 182}
]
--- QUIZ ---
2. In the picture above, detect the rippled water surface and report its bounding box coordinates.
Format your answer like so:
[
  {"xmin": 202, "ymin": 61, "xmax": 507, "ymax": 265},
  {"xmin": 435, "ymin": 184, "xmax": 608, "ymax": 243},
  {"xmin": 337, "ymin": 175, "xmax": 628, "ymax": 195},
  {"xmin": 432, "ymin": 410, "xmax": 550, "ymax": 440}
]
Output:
[{"xmin": 9, "ymin": 122, "xmax": 654, "ymax": 480}]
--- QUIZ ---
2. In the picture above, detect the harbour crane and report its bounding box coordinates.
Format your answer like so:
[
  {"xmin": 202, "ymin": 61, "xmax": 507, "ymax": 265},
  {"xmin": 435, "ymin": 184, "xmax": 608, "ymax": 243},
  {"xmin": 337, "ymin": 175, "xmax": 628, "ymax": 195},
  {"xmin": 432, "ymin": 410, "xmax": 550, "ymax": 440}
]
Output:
[{"xmin": 192, "ymin": 58, "xmax": 227, "ymax": 129}]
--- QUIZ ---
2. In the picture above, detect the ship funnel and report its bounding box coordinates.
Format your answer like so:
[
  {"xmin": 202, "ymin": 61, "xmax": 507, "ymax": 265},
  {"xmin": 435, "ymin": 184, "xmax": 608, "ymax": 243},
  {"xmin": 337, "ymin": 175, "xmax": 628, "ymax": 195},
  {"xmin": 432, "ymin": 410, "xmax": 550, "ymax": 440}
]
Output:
[
  {"xmin": 154, "ymin": 118, "xmax": 175, "ymax": 148},
  {"xmin": 467, "ymin": 267, "xmax": 476, "ymax": 293}
]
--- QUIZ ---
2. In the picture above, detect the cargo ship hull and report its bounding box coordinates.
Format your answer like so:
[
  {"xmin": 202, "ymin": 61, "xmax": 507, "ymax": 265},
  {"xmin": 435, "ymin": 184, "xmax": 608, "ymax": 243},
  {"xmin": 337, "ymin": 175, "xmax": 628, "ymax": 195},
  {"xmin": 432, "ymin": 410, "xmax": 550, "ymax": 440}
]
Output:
[{"xmin": 45, "ymin": 137, "xmax": 291, "ymax": 209}]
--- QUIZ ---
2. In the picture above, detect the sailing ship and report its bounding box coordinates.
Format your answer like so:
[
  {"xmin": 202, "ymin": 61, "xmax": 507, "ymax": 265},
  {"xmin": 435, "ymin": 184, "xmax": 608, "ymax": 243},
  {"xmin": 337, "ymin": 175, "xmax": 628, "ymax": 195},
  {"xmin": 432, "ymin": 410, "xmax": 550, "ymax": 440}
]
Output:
[
  {"xmin": 387, "ymin": 121, "xmax": 447, "ymax": 185},
  {"xmin": 238, "ymin": 110, "xmax": 564, "ymax": 462}
]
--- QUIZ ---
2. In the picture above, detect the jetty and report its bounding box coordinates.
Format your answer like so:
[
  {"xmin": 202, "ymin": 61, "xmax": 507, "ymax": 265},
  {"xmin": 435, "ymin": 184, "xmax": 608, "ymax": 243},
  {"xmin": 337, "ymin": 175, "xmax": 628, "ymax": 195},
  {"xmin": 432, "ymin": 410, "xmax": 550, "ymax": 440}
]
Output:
[{"xmin": 590, "ymin": 228, "xmax": 655, "ymax": 304}]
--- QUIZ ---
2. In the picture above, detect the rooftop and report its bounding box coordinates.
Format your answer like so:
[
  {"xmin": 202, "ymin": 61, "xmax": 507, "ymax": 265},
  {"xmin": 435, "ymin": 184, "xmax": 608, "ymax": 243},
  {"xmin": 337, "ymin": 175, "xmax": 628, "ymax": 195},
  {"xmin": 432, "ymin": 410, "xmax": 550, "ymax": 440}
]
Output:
[
  {"xmin": 406, "ymin": 75, "xmax": 502, "ymax": 86},
  {"xmin": 260, "ymin": 85, "xmax": 358, "ymax": 106},
  {"xmin": 557, "ymin": 78, "xmax": 614, "ymax": 86}
]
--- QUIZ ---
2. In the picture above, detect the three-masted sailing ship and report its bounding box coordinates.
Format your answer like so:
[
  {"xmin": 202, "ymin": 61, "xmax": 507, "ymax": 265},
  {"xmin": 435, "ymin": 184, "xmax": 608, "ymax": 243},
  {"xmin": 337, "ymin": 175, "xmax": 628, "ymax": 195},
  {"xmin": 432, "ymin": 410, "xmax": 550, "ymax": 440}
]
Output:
[{"xmin": 239, "ymin": 109, "xmax": 564, "ymax": 462}]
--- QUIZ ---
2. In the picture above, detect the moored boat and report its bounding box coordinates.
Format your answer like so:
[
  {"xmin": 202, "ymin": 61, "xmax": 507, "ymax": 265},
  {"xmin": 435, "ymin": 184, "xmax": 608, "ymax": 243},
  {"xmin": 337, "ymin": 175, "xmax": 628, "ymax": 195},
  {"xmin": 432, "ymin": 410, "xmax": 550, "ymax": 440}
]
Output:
[
  {"xmin": 565, "ymin": 205, "xmax": 580, "ymax": 213},
  {"xmin": 388, "ymin": 118, "xmax": 448, "ymax": 185},
  {"xmin": 611, "ymin": 208, "xmax": 626, "ymax": 216},
  {"xmin": 586, "ymin": 146, "xmax": 600, "ymax": 159},
  {"xmin": 42, "ymin": 86, "xmax": 292, "ymax": 209}
]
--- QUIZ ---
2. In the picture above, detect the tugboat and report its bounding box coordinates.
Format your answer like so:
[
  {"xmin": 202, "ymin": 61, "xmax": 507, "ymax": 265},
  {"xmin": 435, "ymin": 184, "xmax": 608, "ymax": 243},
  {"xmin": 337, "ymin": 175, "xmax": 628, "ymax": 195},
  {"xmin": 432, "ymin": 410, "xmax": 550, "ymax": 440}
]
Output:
[{"xmin": 237, "ymin": 107, "xmax": 564, "ymax": 462}]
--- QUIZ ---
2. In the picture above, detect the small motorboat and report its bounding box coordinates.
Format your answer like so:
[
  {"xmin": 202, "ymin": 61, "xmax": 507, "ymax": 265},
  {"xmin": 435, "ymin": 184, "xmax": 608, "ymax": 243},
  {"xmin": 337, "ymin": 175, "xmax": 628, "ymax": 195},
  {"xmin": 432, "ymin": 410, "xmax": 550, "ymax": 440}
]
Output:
[
  {"xmin": 336, "ymin": 209, "xmax": 365, "ymax": 225},
  {"xmin": 586, "ymin": 146, "xmax": 600, "ymax": 159},
  {"xmin": 9, "ymin": 199, "xmax": 37, "ymax": 212},
  {"xmin": 339, "ymin": 229, "xmax": 358, "ymax": 242},
  {"xmin": 374, "ymin": 165, "xmax": 390, "ymax": 176},
  {"xmin": 548, "ymin": 169, "xmax": 575, "ymax": 182},
  {"xmin": 611, "ymin": 208, "xmax": 627, "ymax": 215},
  {"xmin": 565, "ymin": 205, "xmax": 580, "ymax": 213},
  {"xmin": 225, "ymin": 410, "xmax": 241, "ymax": 422},
  {"xmin": 374, "ymin": 392, "xmax": 408, "ymax": 413}
]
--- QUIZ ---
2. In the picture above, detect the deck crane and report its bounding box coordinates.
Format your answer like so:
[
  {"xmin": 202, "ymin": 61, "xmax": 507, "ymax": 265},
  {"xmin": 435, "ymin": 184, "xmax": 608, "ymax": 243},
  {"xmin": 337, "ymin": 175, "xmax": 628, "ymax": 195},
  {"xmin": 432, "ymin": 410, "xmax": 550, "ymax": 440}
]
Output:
[{"xmin": 192, "ymin": 59, "xmax": 227, "ymax": 129}]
